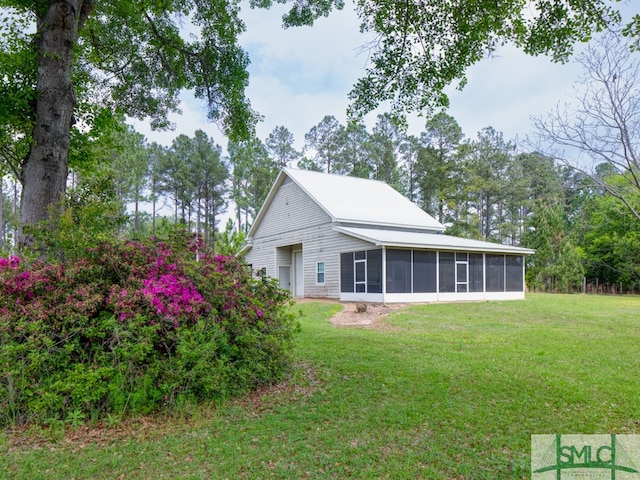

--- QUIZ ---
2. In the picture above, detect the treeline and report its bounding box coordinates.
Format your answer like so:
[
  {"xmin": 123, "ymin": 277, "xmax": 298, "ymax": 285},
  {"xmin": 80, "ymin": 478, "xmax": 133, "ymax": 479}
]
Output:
[{"xmin": 1, "ymin": 111, "xmax": 638, "ymax": 294}]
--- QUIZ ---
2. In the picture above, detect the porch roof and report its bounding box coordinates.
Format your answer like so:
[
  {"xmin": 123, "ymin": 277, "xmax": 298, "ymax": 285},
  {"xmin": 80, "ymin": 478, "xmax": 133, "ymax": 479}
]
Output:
[{"xmin": 333, "ymin": 226, "xmax": 536, "ymax": 255}]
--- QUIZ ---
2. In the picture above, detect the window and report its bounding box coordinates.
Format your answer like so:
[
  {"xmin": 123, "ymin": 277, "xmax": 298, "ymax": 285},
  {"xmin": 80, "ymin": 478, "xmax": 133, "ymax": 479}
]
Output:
[{"xmin": 316, "ymin": 262, "xmax": 325, "ymax": 284}]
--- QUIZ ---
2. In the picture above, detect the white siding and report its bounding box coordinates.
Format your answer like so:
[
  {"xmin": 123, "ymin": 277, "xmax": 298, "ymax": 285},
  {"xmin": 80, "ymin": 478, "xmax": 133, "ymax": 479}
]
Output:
[
  {"xmin": 245, "ymin": 223, "xmax": 373, "ymax": 299},
  {"xmin": 243, "ymin": 170, "xmax": 530, "ymax": 302},
  {"xmin": 252, "ymin": 177, "xmax": 330, "ymax": 240},
  {"xmin": 244, "ymin": 177, "xmax": 374, "ymax": 299},
  {"xmin": 301, "ymin": 228, "xmax": 372, "ymax": 298}
]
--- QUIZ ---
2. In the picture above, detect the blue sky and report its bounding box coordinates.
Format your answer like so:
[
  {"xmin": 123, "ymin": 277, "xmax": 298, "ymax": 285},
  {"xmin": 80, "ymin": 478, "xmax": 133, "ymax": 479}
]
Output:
[{"xmin": 132, "ymin": 2, "xmax": 618, "ymax": 152}]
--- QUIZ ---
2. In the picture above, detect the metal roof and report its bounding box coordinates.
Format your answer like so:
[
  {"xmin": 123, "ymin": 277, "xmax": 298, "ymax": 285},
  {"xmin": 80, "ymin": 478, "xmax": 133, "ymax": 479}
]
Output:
[
  {"xmin": 283, "ymin": 168, "xmax": 445, "ymax": 231},
  {"xmin": 334, "ymin": 226, "xmax": 536, "ymax": 254}
]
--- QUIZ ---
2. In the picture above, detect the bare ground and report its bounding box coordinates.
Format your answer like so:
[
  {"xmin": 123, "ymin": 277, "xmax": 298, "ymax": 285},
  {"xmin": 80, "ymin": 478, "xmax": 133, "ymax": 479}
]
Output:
[{"xmin": 295, "ymin": 298, "xmax": 409, "ymax": 328}]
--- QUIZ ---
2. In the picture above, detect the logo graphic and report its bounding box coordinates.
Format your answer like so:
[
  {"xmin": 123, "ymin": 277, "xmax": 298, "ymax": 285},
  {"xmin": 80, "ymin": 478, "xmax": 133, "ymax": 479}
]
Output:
[{"xmin": 532, "ymin": 435, "xmax": 640, "ymax": 479}]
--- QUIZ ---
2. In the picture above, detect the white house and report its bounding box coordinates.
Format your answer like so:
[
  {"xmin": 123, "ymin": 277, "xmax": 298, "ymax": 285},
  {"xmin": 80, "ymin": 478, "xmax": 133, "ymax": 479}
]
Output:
[{"xmin": 240, "ymin": 168, "xmax": 535, "ymax": 303}]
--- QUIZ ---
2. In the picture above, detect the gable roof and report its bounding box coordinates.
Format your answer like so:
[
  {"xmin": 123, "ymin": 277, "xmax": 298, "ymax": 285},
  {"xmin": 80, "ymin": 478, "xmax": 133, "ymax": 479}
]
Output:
[{"xmin": 248, "ymin": 168, "xmax": 445, "ymax": 237}]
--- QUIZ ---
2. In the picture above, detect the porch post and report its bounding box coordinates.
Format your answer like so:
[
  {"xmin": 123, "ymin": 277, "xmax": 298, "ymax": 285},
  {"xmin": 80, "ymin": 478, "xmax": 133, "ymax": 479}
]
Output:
[{"xmin": 381, "ymin": 246, "xmax": 387, "ymax": 303}]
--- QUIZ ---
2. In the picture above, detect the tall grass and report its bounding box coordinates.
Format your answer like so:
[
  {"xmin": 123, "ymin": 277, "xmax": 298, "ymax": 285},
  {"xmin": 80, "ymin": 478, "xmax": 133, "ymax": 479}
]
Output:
[{"xmin": 2, "ymin": 294, "xmax": 639, "ymax": 479}]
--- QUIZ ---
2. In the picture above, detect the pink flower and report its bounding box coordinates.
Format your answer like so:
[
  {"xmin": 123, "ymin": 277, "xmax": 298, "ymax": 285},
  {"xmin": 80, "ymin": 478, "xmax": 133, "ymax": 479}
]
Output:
[
  {"xmin": 140, "ymin": 273, "xmax": 209, "ymax": 325},
  {"xmin": 0, "ymin": 256, "xmax": 21, "ymax": 270}
]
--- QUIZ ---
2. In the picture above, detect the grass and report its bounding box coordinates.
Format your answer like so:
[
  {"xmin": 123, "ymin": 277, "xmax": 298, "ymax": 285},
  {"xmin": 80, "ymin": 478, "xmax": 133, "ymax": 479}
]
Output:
[{"xmin": 2, "ymin": 293, "xmax": 640, "ymax": 479}]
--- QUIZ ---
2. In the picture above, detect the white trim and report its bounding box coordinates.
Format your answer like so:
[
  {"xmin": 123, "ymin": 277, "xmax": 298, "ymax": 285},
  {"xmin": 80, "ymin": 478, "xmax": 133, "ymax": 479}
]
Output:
[
  {"xmin": 341, "ymin": 292, "xmax": 385, "ymax": 303},
  {"xmin": 436, "ymin": 250, "xmax": 440, "ymax": 293},
  {"xmin": 294, "ymin": 250, "xmax": 304, "ymax": 297},
  {"xmin": 354, "ymin": 255, "xmax": 366, "ymax": 293},
  {"xmin": 381, "ymin": 247, "xmax": 387, "ymax": 303},
  {"xmin": 342, "ymin": 291, "xmax": 526, "ymax": 303}
]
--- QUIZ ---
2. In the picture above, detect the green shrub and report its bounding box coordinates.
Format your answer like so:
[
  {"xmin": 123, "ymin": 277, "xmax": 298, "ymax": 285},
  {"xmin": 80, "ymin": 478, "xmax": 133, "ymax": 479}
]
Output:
[{"xmin": 0, "ymin": 233, "xmax": 298, "ymax": 426}]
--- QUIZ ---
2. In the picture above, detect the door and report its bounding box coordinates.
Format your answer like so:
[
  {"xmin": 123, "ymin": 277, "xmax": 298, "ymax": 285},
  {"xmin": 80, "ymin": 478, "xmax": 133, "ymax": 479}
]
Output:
[
  {"xmin": 294, "ymin": 251, "xmax": 304, "ymax": 297},
  {"xmin": 279, "ymin": 266, "xmax": 291, "ymax": 292}
]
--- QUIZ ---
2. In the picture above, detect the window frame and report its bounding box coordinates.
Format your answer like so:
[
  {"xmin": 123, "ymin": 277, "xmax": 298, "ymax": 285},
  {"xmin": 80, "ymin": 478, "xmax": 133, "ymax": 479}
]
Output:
[{"xmin": 316, "ymin": 261, "xmax": 325, "ymax": 285}]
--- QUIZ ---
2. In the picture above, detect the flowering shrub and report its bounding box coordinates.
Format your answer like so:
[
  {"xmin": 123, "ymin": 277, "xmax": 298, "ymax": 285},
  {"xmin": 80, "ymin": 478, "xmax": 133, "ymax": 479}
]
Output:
[{"xmin": 0, "ymin": 232, "xmax": 298, "ymax": 426}]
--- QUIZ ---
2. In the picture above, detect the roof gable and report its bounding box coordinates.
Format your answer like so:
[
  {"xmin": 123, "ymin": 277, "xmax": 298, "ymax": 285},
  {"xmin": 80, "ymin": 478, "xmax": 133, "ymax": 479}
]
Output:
[{"xmin": 279, "ymin": 168, "xmax": 444, "ymax": 231}]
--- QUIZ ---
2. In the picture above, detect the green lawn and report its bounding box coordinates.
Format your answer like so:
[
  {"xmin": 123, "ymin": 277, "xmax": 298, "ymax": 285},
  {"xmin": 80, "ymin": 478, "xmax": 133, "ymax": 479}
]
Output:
[{"xmin": 2, "ymin": 293, "xmax": 640, "ymax": 479}]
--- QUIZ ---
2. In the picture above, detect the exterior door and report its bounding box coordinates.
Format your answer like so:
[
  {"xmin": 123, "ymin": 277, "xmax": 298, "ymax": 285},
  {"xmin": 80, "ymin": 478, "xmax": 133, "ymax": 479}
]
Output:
[
  {"xmin": 294, "ymin": 251, "xmax": 304, "ymax": 297},
  {"xmin": 279, "ymin": 266, "xmax": 291, "ymax": 292}
]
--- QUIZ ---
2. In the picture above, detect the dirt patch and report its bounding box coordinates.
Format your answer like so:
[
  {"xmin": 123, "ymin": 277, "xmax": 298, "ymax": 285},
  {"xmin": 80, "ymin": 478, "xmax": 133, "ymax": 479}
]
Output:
[{"xmin": 330, "ymin": 302, "xmax": 409, "ymax": 328}]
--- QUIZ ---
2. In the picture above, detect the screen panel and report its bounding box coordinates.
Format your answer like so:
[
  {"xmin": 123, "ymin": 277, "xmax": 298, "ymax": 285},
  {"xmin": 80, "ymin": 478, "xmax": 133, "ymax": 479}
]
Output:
[
  {"xmin": 505, "ymin": 255, "xmax": 524, "ymax": 292},
  {"xmin": 340, "ymin": 252, "xmax": 354, "ymax": 293},
  {"xmin": 413, "ymin": 250, "xmax": 437, "ymax": 293},
  {"xmin": 486, "ymin": 254, "xmax": 505, "ymax": 292},
  {"xmin": 367, "ymin": 249, "xmax": 383, "ymax": 293},
  {"xmin": 439, "ymin": 252, "xmax": 455, "ymax": 293},
  {"xmin": 386, "ymin": 249, "xmax": 412, "ymax": 293},
  {"xmin": 469, "ymin": 254, "xmax": 484, "ymax": 292}
]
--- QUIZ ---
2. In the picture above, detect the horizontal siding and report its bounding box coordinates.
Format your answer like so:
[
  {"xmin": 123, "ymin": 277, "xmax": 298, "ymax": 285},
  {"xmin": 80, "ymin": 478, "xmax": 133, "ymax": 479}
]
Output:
[
  {"xmin": 244, "ymin": 223, "xmax": 373, "ymax": 299},
  {"xmin": 302, "ymin": 227, "xmax": 373, "ymax": 298},
  {"xmin": 243, "ymin": 242, "xmax": 274, "ymax": 277},
  {"xmin": 252, "ymin": 177, "xmax": 331, "ymax": 240}
]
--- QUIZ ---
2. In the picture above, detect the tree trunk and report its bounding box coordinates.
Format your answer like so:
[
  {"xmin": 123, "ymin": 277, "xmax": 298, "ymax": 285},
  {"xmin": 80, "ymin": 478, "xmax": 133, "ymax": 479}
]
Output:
[
  {"xmin": 196, "ymin": 197, "xmax": 201, "ymax": 236},
  {"xmin": 134, "ymin": 198, "xmax": 140, "ymax": 232},
  {"xmin": 0, "ymin": 178, "xmax": 4, "ymax": 250},
  {"xmin": 19, "ymin": 1, "xmax": 92, "ymax": 248},
  {"xmin": 236, "ymin": 199, "xmax": 241, "ymax": 232},
  {"xmin": 152, "ymin": 199, "xmax": 156, "ymax": 233},
  {"xmin": 211, "ymin": 207, "xmax": 216, "ymax": 251},
  {"xmin": 484, "ymin": 195, "xmax": 492, "ymax": 239}
]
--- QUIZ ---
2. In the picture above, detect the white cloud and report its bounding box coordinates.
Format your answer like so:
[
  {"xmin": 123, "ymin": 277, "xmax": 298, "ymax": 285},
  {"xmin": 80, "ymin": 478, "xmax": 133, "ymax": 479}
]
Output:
[{"xmin": 441, "ymin": 45, "xmax": 581, "ymax": 143}]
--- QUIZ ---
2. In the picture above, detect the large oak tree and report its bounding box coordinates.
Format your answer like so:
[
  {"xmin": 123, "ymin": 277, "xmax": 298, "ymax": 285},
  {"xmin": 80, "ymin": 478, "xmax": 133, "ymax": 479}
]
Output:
[
  {"xmin": 1, "ymin": 0, "xmax": 636, "ymax": 245},
  {"xmin": 1, "ymin": 0, "xmax": 253, "ymax": 246}
]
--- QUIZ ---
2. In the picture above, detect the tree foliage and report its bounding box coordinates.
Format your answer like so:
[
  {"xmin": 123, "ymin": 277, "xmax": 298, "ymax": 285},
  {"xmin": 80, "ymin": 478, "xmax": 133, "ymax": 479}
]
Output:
[
  {"xmin": 2, "ymin": 0, "xmax": 637, "ymax": 246},
  {"xmin": 266, "ymin": 126, "xmax": 301, "ymax": 168},
  {"xmin": 257, "ymin": 0, "xmax": 631, "ymax": 118},
  {"xmin": 578, "ymin": 174, "xmax": 640, "ymax": 288},
  {"xmin": 229, "ymin": 138, "xmax": 278, "ymax": 232},
  {"xmin": 415, "ymin": 112, "xmax": 464, "ymax": 224},
  {"xmin": 0, "ymin": 0, "xmax": 255, "ymax": 242},
  {"xmin": 303, "ymin": 115, "xmax": 345, "ymax": 173}
]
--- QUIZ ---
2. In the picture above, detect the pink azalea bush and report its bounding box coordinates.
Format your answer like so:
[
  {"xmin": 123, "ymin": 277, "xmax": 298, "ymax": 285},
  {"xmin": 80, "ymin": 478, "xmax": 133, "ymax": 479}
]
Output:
[{"xmin": 0, "ymin": 232, "xmax": 297, "ymax": 426}]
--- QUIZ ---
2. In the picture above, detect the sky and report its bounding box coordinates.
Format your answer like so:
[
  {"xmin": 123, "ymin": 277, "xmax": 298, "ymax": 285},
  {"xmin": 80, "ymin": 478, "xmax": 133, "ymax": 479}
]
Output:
[{"xmin": 131, "ymin": 2, "xmax": 597, "ymax": 153}]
